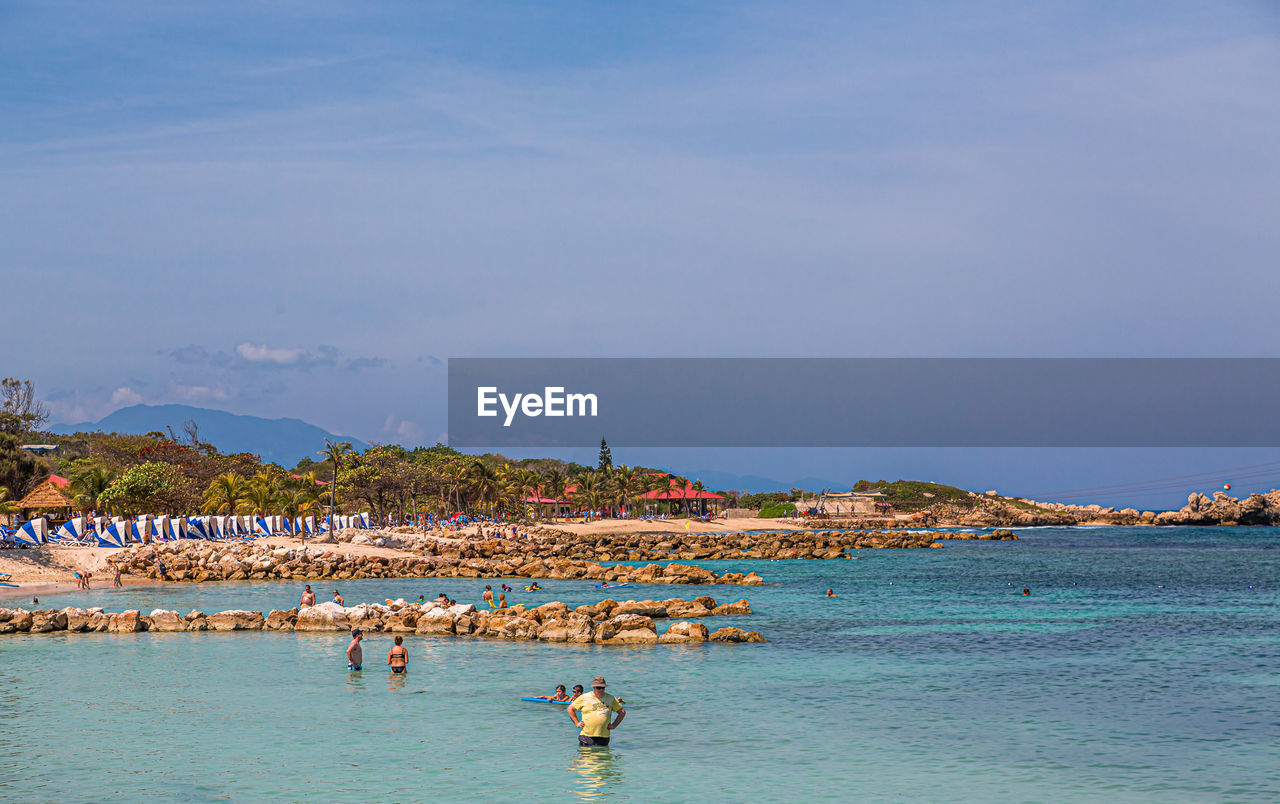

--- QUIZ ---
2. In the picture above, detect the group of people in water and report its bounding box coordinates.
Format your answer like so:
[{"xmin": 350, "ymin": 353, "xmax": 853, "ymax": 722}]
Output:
[
  {"xmin": 480, "ymin": 583, "xmax": 523, "ymax": 608},
  {"xmin": 528, "ymin": 678, "xmax": 627, "ymax": 746},
  {"xmin": 345, "ymin": 629, "xmax": 407, "ymax": 673}
]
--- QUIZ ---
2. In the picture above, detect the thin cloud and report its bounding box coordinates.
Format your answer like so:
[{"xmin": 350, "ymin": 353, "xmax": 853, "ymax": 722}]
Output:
[{"xmin": 235, "ymin": 342, "xmax": 308, "ymax": 365}]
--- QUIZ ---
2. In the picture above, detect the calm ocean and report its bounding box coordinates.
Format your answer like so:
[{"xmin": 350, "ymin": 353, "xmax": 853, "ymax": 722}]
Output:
[{"xmin": 1, "ymin": 527, "xmax": 1276, "ymax": 802}]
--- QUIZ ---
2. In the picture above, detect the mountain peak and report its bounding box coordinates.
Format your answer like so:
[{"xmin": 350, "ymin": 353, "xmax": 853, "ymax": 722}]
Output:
[{"xmin": 51, "ymin": 404, "xmax": 369, "ymax": 466}]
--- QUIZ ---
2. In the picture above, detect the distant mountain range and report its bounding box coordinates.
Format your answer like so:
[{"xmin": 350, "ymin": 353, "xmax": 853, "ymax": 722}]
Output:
[
  {"xmin": 51, "ymin": 404, "xmax": 369, "ymax": 467},
  {"xmin": 688, "ymin": 470, "xmax": 851, "ymax": 494}
]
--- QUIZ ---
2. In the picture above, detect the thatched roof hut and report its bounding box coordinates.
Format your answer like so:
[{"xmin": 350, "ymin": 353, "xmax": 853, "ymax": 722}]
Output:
[{"xmin": 17, "ymin": 478, "xmax": 74, "ymax": 511}]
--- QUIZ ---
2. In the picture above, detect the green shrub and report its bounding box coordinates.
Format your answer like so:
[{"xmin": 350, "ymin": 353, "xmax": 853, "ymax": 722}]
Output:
[{"xmin": 757, "ymin": 502, "xmax": 796, "ymax": 518}]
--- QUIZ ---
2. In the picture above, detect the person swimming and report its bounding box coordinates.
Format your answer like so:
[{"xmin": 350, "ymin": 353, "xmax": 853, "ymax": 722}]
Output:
[
  {"xmin": 571, "ymin": 684, "xmax": 584, "ymax": 700},
  {"xmin": 825, "ymin": 588, "xmax": 836, "ymax": 597},
  {"xmin": 549, "ymin": 684, "xmax": 570, "ymax": 702}
]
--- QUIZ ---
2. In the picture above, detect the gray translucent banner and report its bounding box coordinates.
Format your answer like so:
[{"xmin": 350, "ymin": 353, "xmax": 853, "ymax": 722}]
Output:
[{"xmin": 447, "ymin": 358, "xmax": 1280, "ymax": 447}]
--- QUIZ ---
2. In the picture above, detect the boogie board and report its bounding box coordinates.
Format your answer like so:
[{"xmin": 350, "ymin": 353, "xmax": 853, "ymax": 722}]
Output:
[
  {"xmin": 522, "ymin": 697, "xmax": 573, "ymax": 704},
  {"xmin": 598, "ymin": 583, "xmax": 632, "ymax": 589}
]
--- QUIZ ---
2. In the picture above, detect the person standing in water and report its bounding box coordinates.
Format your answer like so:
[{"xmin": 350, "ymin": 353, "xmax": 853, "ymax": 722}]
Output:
[
  {"xmin": 568, "ymin": 676, "xmax": 625, "ymax": 746},
  {"xmin": 333, "ymin": 589, "xmax": 344, "ymax": 605},
  {"xmin": 301, "ymin": 585, "xmax": 316, "ymax": 606},
  {"xmin": 482, "ymin": 585, "xmax": 494, "ymax": 608},
  {"xmin": 346, "ymin": 629, "xmax": 364, "ymax": 671},
  {"xmin": 387, "ymin": 635, "xmax": 408, "ymax": 674}
]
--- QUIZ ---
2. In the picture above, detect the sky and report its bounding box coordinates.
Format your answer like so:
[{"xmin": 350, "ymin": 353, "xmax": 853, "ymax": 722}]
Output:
[{"xmin": 3, "ymin": 1, "xmax": 1279, "ymax": 507}]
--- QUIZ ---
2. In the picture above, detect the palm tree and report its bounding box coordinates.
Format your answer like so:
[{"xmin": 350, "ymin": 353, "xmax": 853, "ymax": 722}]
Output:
[
  {"xmin": 571, "ymin": 471, "xmax": 606, "ymax": 518},
  {"xmin": 646, "ymin": 472, "xmax": 673, "ymax": 516},
  {"xmin": 243, "ymin": 473, "xmax": 279, "ymax": 516},
  {"xmin": 691, "ymin": 479, "xmax": 707, "ymax": 516},
  {"xmin": 280, "ymin": 487, "xmax": 322, "ymax": 519},
  {"xmin": 671, "ymin": 475, "xmax": 691, "ymax": 515},
  {"xmin": 539, "ymin": 467, "xmax": 565, "ymax": 519},
  {"xmin": 508, "ymin": 468, "xmax": 541, "ymax": 519},
  {"xmin": 318, "ymin": 439, "xmax": 353, "ymax": 524},
  {"xmin": 468, "ymin": 461, "xmax": 500, "ymax": 517},
  {"xmin": 0, "ymin": 486, "xmax": 19, "ymax": 519},
  {"xmin": 71, "ymin": 466, "xmax": 115, "ymax": 512},
  {"xmin": 611, "ymin": 465, "xmax": 641, "ymax": 517},
  {"xmin": 202, "ymin": 472, "xmax": 247, "ymax": 514}
]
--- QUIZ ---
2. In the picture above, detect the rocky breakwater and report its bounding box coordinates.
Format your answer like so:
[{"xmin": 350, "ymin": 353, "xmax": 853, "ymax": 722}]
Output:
[
  {"xmin": 938, "ymin": 489, "xmax": 1280, "ymax": 526},
  {"xmin": 452, "ymin": 528, "xmax": 1018, "ymax": 563},
  {"xmin": 0, "ymin": 595, "xmax": 765, "ymax": 645},
  {"xmin": 106, "ymin": 542, "xmax": 764, "ymax": 586}
]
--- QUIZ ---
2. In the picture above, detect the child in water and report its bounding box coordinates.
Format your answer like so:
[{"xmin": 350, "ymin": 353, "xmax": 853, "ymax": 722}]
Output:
[{"xmin": 548, "ymin": 684, "xmax": 571, "ymax": 702}]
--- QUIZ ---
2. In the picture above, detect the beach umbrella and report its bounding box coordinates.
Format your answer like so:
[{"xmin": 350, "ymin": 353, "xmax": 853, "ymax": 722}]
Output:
[{"xmin": 14, "ymin": 518, "xmax": 48, "ymax": 546}]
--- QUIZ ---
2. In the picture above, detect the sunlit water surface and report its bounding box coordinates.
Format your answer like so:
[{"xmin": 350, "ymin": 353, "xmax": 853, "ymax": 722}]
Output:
[{"xmin": 1, "ymin": 527, "xmax": 1276, "ymax": 802}]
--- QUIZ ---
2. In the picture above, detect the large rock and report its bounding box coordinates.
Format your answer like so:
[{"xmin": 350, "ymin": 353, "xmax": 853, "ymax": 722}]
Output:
[
  {"xmin": 108, "ymin": 610, "xmax": 145, "ymax": 633},
  {"xmin": 708, "ymin": 626, "xmax": 766, "ymax": 643},
  {"xmin": 414, "ymin": 606, "xmax": 456, "ymax": 635},
  {"xmin": 148, "ymin": 609, "xmax": 185, "ymax": 632},
  {"xmin": 710, "ymin": 598, "xmax": 752, "ymax": 616},
  {"xmin": 665, "ymin": 598, "xmax": 713, "ymax": 618},
  {"xmin": 596, "ymin": 613, "xmax": 658, "ymax": 644},
  {"xmin": 537, "ymin": 615, "xmax": 596, "ymax": 643},
  {"xmin": 612, "ymin": 600, "xmax": 668, "ymax": 618},
  {"xmin": 345, "ymin": 604, "xmax": 385, "ymax": 632},
  {"xmin": 384, "ymin": 609, "xmax": 420, "ymax": 632},
  {"xmin": 29, "ymin": 610, "xmax": 67, "ymax": 633},
  {"xmin": 265, "ymin": 608, "xmax": 298, "ymax": 631},
  {"xmin": 1, "ymin": 609, "xmax": 32, "ymax": 633},
  {"xmin": 207, "ymin": 610, "xmax": 265, "ymax": 631},
  {"xmin": 295, "ymin": 602, "xmax": 350, "ymax": 631},
  {"xmin": 659, "ymin": 620, "xmax": 710, "ymax": 644}
]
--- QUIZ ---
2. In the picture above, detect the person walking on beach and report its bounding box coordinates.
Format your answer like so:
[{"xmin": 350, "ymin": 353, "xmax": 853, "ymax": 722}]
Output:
[
  {"xmin": 347, "ymin": 629, "xmax": 364, "ymax": 670},
  {"xmin": 482, "ymin": 585, "xmax": 494, "ymax": 608},
  {"xmin": 113, "ymin": 567, "xmax": 122, "ymax": 588},
  {"xmin": 387, "ymin": 635, "xmax": 408, "ymax": 674},
  {"xmin": 301, "ymin": 585, "xmax": 316, "ymax": 606},
  {"xmin": 568, "ymin": 676, "xmax": 625, "ymax": 746}
]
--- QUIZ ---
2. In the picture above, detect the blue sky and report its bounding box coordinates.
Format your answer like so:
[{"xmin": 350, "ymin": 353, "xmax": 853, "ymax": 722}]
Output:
[{"xmin": 3, "ymin": 2, "xmax": 1279, "ymax": 505}]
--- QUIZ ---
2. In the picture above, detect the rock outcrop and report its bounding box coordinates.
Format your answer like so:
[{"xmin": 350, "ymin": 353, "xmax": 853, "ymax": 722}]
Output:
[{"xmin": 0, "ymin": 596, "xmax": 763, "ymax": 646}]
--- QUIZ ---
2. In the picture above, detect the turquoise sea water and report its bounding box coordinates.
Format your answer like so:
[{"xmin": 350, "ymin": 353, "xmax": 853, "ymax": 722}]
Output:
[{"xmin": 1, "ymin": 527, "xmax": 1277, "ymax": 802}]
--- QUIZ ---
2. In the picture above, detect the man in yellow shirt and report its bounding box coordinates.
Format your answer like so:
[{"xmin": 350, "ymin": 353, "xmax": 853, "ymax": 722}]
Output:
[{"xmin": 568, "ymin": 676, "xmax": 626, "ymax": 746}]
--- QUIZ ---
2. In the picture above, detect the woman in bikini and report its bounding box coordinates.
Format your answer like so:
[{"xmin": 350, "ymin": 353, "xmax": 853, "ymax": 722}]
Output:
[{"xmin": 387, "ymin": 635, "xmax": 409, "ymax": 674}]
